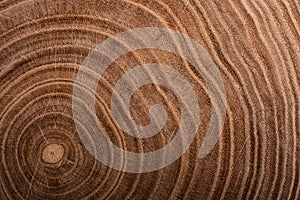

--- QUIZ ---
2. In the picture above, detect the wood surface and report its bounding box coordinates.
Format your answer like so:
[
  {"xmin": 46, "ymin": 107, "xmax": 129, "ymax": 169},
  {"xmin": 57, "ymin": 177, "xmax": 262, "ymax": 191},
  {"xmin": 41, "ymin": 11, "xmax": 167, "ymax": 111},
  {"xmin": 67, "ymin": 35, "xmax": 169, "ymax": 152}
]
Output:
[{"xmin": 0, "ymin": 0, "xmax": 300, "ymax": 199}]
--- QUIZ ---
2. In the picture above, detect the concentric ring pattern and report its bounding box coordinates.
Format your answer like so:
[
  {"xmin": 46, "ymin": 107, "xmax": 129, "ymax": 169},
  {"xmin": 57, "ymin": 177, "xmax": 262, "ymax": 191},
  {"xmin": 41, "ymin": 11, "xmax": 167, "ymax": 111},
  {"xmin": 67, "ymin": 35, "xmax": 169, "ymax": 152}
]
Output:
[{"xmin": 0, "ymin": 0, "xmax": 299, "ymax": 199}]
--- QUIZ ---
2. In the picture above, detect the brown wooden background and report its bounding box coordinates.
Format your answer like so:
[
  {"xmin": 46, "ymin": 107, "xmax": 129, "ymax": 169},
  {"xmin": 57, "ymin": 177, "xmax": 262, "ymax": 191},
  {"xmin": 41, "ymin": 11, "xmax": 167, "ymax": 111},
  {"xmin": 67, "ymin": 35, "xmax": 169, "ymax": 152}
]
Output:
[{"xmin": 0, "ymin": 0, "xmax": 299, "ymax": 199}]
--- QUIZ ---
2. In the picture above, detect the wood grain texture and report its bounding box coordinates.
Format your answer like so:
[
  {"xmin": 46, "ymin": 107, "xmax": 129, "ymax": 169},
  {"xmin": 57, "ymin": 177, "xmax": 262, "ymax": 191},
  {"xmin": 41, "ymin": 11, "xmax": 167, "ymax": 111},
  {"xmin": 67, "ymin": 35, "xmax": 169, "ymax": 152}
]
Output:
[{"xmin": 0, "ymin": 0, "xmax": 299, "ymax": 199}]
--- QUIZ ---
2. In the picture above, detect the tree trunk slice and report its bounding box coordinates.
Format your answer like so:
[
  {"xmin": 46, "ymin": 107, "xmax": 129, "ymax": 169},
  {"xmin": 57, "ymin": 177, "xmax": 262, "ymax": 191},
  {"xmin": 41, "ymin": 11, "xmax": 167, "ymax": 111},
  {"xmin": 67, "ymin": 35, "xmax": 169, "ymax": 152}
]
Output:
[{"xmin": 0, "ymin": 0, "xmax": 299, "ymax": 199}]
